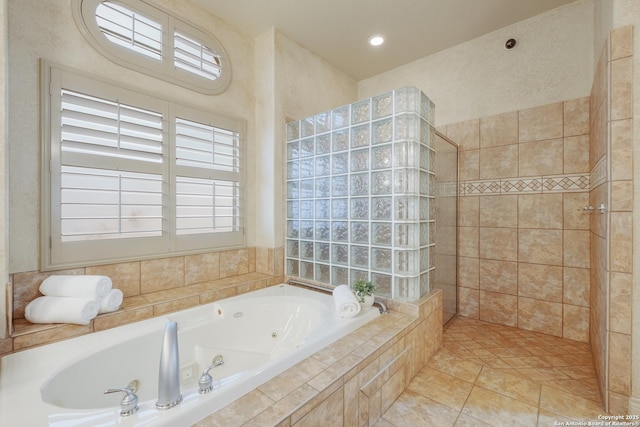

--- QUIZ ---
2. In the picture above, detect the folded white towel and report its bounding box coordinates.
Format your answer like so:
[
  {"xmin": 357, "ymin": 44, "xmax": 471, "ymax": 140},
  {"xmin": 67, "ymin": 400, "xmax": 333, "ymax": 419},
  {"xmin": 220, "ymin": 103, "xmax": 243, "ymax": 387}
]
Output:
[
  {"xmin": 24, "ymin": 296, "xmax": 100, "ymax": 325},
  {"xmin": 98, "ymin": 289, "xmax": 123, "ymax": 314},
  {"xmin": 39, "ymin": 275, "xmax": 112, "ymax": 299},
  {"xmin": 332, "ymin": 285, "xmax": 361, "ymax": 318}
]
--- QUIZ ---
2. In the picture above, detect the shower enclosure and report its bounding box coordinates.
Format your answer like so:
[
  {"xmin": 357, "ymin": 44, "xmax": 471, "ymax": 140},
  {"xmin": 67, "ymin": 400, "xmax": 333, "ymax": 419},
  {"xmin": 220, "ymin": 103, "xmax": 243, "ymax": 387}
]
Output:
[
  {"xmin": 285, "ymin": 87, "xmax": 457, "ymax": 306},
  {"xmin": 433, "ymin": 133, "xmax": 458, "ymax": 323}
]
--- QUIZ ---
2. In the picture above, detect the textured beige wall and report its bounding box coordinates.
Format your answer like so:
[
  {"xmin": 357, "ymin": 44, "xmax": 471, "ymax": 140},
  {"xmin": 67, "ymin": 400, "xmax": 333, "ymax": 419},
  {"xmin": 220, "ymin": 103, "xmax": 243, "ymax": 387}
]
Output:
[
  {"xmin": 253, "ymin": 29, "xmax": 357, "ymax": 247},
  {"xmin": 253, "ymin": 29, "xmax": 277, "ymax": 248},
  {"xmin": 357, "ymin": 0, "xmax": 594, "ymax": 126},
  {"xmin": 275, "ymin": 31, "xmax": 357, "ymax": 122},
  {"xmin": 7, "ymin": 0, "xmax": 257, "ymax": 273}
]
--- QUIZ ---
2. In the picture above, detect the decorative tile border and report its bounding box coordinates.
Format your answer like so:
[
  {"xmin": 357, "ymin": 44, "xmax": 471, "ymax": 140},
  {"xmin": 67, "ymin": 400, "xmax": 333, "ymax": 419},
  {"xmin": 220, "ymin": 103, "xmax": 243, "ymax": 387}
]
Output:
[
  {"xmin": 542, "ymin": 174, "xmax": 590, "ymax": 192},
  {"xmin": 460, "ymin": 173, "xmax": 590, "ymax": 196},
  {"xmin": 462, "ymin": 180, "xmax": 501, "ymax": 196},
  {"xmin": 502, "ymin": 178, "xmax": 543, "ymax": 194}
]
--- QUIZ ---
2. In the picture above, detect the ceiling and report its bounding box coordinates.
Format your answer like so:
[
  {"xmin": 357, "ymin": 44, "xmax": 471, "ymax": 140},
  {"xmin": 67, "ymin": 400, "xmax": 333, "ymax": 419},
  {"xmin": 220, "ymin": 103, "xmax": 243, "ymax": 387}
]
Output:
[{"xmin": 192, "ymin": 0, "xmax": 579, "ymax": 80}]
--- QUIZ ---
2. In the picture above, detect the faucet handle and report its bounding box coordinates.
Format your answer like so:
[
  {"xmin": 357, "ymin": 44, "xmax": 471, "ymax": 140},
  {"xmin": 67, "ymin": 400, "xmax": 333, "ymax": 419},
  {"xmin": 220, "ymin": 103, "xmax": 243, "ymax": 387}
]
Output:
[
  {"xmin": 197, "ymin": 355, "xmax": 225, "ymax": 394},
  {"xmin": 104, "ymin": 383, "xmax": 139, "ymax": 416}
]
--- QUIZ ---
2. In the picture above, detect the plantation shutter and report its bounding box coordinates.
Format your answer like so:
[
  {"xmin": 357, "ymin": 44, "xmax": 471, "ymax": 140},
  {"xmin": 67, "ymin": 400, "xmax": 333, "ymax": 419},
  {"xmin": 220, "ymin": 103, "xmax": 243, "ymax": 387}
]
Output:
[
  {"xmin": 174, "ymin": 32, "xmax": 222, "ymax": 81},
  {"xmin": 44, "ymin": 65, "xmax": 243, "ymax": 269},
  {"xmin": 95, "ymin": 1, "xmax": 163, "ymax": 61},
  {"xmin": 59, "ymin": 89, "xmax": 164, "ymax": 242},
  {"xmin": 75, "ymin": 0, "xmax": 231, "ymax": 94},
  {"xmin": 173, "ymin": 107, "xmax": 243, "ymax": 250}
]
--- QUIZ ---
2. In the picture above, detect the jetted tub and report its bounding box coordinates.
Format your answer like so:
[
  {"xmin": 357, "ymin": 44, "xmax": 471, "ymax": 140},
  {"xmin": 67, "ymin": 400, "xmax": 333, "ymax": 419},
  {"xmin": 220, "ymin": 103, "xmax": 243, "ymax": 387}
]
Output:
[{"xmin": 0, "ymin": 283, "xmax": 380, "ymax": 426}]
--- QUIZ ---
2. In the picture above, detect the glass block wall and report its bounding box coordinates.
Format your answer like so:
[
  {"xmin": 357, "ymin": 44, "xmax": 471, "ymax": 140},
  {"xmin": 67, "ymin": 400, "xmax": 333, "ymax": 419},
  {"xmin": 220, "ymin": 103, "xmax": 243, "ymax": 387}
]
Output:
[{"xmin": 285, "ymin": 87, "xmax": 435, "ymax": 301}]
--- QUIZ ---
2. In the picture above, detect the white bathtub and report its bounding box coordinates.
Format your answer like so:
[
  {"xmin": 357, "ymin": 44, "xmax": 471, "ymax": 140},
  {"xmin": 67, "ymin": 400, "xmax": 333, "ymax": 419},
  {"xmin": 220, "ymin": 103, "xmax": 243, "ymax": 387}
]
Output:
[{"xmin": 0, "ymin": 283, "xmax": 379, "ymax": 426}]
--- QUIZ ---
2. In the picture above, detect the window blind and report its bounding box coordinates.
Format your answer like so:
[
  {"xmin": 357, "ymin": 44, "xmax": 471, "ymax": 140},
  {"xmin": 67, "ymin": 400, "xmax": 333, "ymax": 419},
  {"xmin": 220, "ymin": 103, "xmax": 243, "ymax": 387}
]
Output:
[
  {"xmin": 61, "ymin": 89, "xmax": 163, "ymax": 164},
  {"xmin": 175, "ymin": 117, "xmax": 238, "ymax": 172},
  {"xmin": 59, "ymin": 89, "xmax": 164, "ymax": 242},
  {"xmin": 77, "ymin": 0, "xmax": 231, "ymax": 94},
  {"xmin": 174, "ymin": 32, "xmax": 222, "ymax": 81},
  {"xmin": 95, "ymin": 1, "xmax": 162, "ymax": 60},
  {"xmin": 175, "ymin": 117, "xmax": 241, "ymax": 235},
  {"xmin": 60, "ymin": 166, "xmax": 163, "ymax": 241},
  {"xmin": 176, "ymin": 177, "xmax": 239, "ymax": 235},
  {"xmin": 44, "ymin": 65, "xmax": 244, "ymax": 268}
]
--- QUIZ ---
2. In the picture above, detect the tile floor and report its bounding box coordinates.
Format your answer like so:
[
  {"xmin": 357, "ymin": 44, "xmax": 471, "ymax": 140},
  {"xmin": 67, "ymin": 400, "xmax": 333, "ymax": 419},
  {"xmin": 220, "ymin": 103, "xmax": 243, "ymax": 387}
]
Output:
[{"xmin": 377, "ymin": 316, "xmax": 604, "ymax": 426}]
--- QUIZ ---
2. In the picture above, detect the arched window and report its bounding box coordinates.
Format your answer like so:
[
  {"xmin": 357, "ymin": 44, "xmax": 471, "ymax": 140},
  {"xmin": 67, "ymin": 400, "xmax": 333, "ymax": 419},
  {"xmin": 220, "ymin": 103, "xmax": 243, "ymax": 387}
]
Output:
[{"xmin": 72, "ymin": 0, "xmax": 231, "ymax": 94}]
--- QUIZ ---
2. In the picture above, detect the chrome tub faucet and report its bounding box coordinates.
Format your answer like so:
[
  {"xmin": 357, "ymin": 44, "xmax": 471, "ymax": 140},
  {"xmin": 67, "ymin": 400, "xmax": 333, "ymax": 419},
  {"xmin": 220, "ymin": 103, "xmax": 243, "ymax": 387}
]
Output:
[{"xmin": 156, "ymin": 320, "xmax": 182, "ymax": 410}]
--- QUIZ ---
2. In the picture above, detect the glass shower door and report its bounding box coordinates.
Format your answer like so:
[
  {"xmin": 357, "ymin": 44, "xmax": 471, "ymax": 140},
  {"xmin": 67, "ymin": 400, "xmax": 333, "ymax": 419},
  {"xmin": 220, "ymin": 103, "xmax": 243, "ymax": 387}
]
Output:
[{"xmin": 433, "ymin": 132, "xmax": 458, "ymax": 324}]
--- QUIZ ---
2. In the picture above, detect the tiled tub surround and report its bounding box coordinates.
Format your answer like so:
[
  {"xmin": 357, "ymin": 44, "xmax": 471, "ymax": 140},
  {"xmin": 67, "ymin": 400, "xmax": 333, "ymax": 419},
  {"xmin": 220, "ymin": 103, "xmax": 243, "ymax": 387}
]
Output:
[
  {"xmin": 194, "ymin": 289, "xmax": 442, "ymax": 426},
  {"xmin": 2, "ymin": 247, "xmax": 284, "ymax": 355},
  {"xmin": 1, "ymin": 284, "xmax": 383, "ymax": 426},
  {"xmin": 285, "ymin": 87, "xmax": 436, "ymax": 301},
  {"xmin": 445, "ymin": 96, "xmax": 591, "ymax": 342}
]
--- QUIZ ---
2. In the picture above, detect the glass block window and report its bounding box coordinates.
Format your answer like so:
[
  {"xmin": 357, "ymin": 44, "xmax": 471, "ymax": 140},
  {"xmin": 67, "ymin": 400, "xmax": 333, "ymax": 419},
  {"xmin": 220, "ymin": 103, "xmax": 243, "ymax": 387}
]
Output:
[
  {"xmin": 43, "ymin": 65, "xmax": 243, "ymax": 268},
  {"xmin": 74, "ymin": 0, "xmax": 231, "ymax": 94},
  {"xmin": 285, "ymin": 87, "xmax": 437, "ymax": 301}
]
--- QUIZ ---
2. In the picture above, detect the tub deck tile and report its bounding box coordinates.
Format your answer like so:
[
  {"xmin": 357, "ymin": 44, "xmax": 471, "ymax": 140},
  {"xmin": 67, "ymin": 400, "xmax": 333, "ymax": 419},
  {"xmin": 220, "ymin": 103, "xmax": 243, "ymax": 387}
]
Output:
[
  {"xmin": 258, "ymin": 357, "xmax": 328, "ymax": 402},
  {"xmin": 193, "ymin": 389, "xmax": 275, "ymax": 427},
  {"xmin": 311, "ymin": 334, "xmax": 365, "ymax": 365},
  {"xmin": 153, "ymin": 295, "xmax": 200, "ymax": 316},
  {"xmin": 93, "ymin": 305, "xmax": 154, "ymax": 331},
  {"xmin": 199, "ymin": 286, "xmax": 238, "ymax": 304},
  {"xmin": 289, "ymin": 377, "xmax": 344, "ymax": 425},
  {"xmin": 307, "ymin": 352, "xmax": 364, "ymax": 391},
  {"xmin": 7, "ymin": 272, "xmax": 274, "ymax": 353},
  {"xmin": 242, "ymin": 384, "xmax": 318, "ymax": 427},
  {"xmin": 142, "ymin": 284, "xmax": 211, "ymax": 303},
  {"xmin": 12, "ymin": 322, "xmax": 93, "ymax": 351}
]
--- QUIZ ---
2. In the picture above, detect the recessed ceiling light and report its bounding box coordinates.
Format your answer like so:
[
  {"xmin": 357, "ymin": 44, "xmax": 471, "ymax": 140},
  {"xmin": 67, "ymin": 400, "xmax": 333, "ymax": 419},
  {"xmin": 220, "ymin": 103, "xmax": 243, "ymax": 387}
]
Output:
[{"xmin": 369, "ymin": 35, "xmax": 384, "ymax": 46}]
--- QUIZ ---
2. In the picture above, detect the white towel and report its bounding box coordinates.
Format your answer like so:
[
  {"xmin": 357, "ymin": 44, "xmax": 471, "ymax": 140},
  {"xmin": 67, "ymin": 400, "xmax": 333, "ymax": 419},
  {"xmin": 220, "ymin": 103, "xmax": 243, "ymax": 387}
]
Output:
[
  {"xmin": 332, "ymin": 285, "xmax": 361, "ymax": 318},
  {"xmin": 24, "ymin": 296, "xmax": 100, "ymax": 325},
  {"xmin": 39, "ymin": 275, "xmax": 112, "ymax": 299},
  {"xmin": 98, "ymin": 289, "xmax": 123, "ymax": 314}
]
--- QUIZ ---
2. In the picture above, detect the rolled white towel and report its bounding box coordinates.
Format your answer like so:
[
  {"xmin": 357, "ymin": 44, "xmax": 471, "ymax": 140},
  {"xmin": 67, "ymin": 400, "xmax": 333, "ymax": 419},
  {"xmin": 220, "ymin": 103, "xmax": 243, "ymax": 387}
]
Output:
[
  {"xmin": 24, "ymin": 296, "xmax": 100, "ymax": 325},
  {"xmin": 98, "ymin": 289, "xmax": 124, "ymax": 314},
  {"xmin": 39, "ymin": 275, "xmax": 112, "ymax": 299},
  {"xmin": 332, "ymin": 285, "xmax": 361, "ymax": 318}
]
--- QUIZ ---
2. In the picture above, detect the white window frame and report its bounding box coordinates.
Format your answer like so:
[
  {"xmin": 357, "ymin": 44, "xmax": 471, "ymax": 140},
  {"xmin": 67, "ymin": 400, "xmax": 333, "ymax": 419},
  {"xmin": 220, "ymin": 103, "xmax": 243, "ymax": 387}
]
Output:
[
  {"xmin": 41, "ymin": 62, "xmax": 244, "ymax": 269},
  {"xmin": 72, "ymin": 0, "xmax": 231, "ymax": 95}
]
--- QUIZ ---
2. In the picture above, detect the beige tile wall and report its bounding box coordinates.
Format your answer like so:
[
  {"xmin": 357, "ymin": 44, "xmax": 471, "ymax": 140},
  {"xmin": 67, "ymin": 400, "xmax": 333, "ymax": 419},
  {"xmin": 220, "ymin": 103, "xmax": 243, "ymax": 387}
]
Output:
[
  {"xmin": 2, "ymin": 247, "xmax": 284, "ymax": 354},
  {"xmin": 444, "ymin": 96, "xmax": 591, "ymax": 343},
  {"xmin": 589, "ymin": 25, "xmax": 634, "ymax": 414}
]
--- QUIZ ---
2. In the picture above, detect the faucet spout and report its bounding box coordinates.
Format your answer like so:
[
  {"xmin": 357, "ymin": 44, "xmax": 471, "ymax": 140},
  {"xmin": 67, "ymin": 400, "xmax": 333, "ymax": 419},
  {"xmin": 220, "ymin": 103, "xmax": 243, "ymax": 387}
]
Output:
[{"xmin": 155, "ymin": 320, "xmax": 182, "ymax": 410}]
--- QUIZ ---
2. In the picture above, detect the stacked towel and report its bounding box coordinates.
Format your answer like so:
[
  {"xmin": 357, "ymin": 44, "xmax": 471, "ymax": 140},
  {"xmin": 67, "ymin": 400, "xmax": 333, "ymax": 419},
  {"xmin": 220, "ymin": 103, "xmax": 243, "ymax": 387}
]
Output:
[
  {"xmin": 25, "ymin": 275, "xmax": 123, "ymax": 325},
  {"xmin": 332, "ymin": 285, "xmax": 361, "ymax": 318},
  {"xmin": 25, "ymin": 296, "xmax": 99, "ymax": 325},
  {"xmin": 98, "ymin": 289, "xmax": 124, "ymax": 314},
  {"xmin": 39, "ymin": 275, "xmax": 112, "ymax": 298}
]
